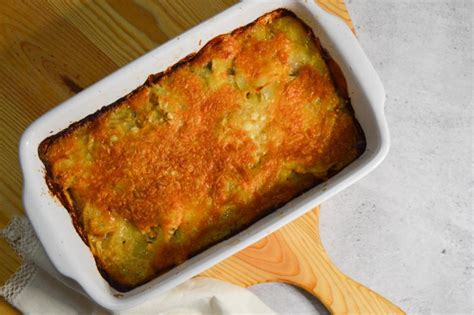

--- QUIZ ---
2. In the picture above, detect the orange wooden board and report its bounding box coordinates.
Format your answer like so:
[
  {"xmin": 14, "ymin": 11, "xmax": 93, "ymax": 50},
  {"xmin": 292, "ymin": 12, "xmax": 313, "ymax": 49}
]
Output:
[
  {"xmin": 0, "ymin": 1, "xmax": 403, "ymax": 314},
  {"xmin": 201, "ymin": 207, "xmax": 403, "ymax": 314}
]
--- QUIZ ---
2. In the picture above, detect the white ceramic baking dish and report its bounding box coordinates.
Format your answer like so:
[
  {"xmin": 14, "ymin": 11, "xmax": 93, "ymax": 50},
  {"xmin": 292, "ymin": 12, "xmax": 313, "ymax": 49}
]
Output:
[{"xmin": 19, "ymin": 0, "xmax": 388, "ymax": 310}]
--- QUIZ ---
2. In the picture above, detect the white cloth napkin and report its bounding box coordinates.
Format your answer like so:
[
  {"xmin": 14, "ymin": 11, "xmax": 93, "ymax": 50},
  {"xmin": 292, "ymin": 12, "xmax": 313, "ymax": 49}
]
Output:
[{"xmin": 0, "ymin": 216, "xmax": 276, "ymax": 315}]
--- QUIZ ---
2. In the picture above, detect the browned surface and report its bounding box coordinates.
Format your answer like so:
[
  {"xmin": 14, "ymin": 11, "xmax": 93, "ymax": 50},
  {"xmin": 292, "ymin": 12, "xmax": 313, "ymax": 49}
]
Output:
[{"xmin": 39, "ymin": 9, "xmax": 364, "ymax": 290}]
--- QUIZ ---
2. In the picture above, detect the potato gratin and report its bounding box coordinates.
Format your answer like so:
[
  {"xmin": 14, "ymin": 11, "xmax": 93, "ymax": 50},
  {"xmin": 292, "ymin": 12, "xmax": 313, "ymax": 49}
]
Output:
[{"xmin": 39, "ymin": 9, "xmax": 365, "ymax": 291}]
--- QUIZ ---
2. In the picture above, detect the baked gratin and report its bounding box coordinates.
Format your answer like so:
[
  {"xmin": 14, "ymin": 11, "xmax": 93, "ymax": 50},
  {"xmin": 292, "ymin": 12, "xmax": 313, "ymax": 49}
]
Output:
[{"xmin": 39, "ymin": 9, "xmax": 365, "ymax": 291}]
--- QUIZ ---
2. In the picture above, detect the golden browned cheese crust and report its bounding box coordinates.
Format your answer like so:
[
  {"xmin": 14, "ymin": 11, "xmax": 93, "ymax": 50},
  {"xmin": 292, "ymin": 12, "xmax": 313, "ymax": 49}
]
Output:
[{"xmin": 39, "ymin": 9, "xmax": 365, "ymax": 291}]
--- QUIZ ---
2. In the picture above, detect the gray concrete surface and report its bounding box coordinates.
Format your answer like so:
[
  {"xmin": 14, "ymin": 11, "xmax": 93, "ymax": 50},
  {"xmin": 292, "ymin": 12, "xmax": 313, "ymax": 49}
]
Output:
[{"xmin": 248, "ymin": 1, "xmax": 473, "ymax": 314}]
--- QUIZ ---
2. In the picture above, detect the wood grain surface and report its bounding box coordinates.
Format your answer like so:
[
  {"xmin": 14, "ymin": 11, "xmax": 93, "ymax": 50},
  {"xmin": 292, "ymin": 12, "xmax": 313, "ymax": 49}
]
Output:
[
  {"xmin": 201, "ymin": 207, "xmax": 404, "ymax": 314},
  {"xmin": 0, "ymin": 1, "xmax": 402, "ymax": 314}
]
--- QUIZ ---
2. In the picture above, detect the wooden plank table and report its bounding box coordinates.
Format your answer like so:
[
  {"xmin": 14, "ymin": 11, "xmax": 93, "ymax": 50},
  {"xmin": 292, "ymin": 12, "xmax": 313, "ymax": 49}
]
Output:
[{"xmin": 0, "ymin": 1, "xmax": 403, "ymax": 314}]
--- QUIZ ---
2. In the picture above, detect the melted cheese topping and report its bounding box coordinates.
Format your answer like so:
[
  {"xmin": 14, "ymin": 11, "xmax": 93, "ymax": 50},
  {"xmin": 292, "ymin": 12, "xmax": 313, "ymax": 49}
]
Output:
[{"xmin": 41, "ymin": 12, "xmax": 365, "ymax": 290}]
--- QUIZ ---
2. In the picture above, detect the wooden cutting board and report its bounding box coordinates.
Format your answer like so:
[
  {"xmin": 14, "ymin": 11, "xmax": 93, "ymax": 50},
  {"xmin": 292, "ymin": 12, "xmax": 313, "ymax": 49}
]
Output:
[
  {"xmin": 201, "ymin": 207, "xmax": 403, "ymax": 314},
  {"xmin": 0, "ymin": 1, "xmax": 403, "ymax": 314}
]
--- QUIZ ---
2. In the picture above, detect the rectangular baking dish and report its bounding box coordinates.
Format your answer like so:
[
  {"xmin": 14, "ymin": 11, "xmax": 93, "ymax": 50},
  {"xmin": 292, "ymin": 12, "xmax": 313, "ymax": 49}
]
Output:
[{"xmin": 19, "ymin": 0, "xmax": 389, "ymax": 310}]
